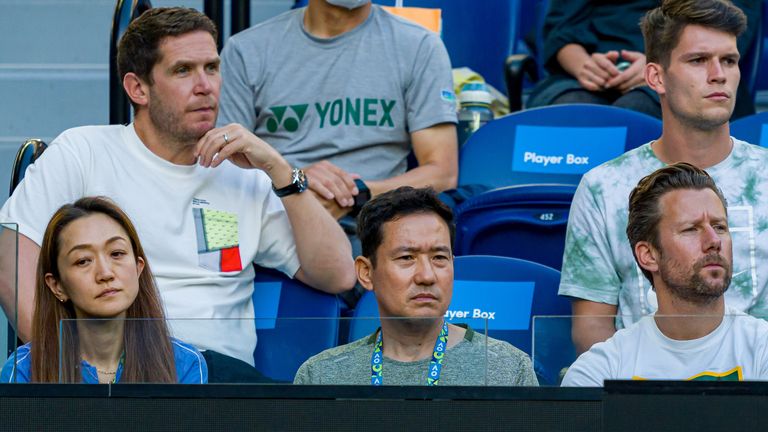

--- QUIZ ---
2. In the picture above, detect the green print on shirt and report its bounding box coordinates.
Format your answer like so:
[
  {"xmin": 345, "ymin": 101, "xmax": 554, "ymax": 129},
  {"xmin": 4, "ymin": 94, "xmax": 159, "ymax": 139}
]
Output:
[
  {"xmin": 264, "ymin": 98, "xmax": 397, "ymax": 132},
  {"xmin": 266, "ymin": 104, "xmax": 309, "ymax": 133}
]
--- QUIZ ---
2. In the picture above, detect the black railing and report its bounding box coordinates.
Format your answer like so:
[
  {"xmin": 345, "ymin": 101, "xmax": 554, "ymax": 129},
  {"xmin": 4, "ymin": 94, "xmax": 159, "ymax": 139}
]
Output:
[
  {"xmin": 109, "ymin": 0, "xmax": 153, "ymax": 125},
  {"xmin": 231, "ymin": 0, "xmax": 251, "ymax": 36},
  {"xmin": 204, "ymin": 0, "xmax": 225, "ymax": 51}
]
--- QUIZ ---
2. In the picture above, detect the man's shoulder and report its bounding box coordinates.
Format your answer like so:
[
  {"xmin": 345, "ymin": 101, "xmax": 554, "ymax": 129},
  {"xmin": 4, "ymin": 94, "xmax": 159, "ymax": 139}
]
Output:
[
  {"xmin": 574, "ymin": 142, "xmax": 658, "ymax": 206},
  {"xmin": 731, "ymin": 137, "xmax": 768, "ymax": 160},
  {"xmin": 229, "ymin": 8, "xmax": 301, "ymax": 43},
  {"xmin": 373, "ymin": 4, "xmax": 438, "ymax": 39},
  {"xmin": 54, "ymin": 124, "xmax": 125, "ymax": 143},
  {"xmin": 480, "ymin": 334, "xmax": 528, "ymax": 357},
  {"xmin": 302, "ymin": 335, "xmax": 372, "ymax": 368},
  {"xmin": 581, "ymin": 142, "xmax": 656, "ymax": 184}
]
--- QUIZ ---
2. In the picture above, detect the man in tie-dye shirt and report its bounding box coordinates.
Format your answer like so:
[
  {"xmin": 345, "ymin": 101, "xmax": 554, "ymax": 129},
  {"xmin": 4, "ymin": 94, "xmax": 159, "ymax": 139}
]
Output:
[{"xmin": 559, "ymin": 0, "xmax": 768, "ymax": 354}]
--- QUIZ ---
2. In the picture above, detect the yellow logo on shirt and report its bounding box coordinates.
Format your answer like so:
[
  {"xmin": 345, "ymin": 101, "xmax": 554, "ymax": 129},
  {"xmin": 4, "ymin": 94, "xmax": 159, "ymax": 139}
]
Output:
[{"xmin": 632, "ymin": 366, "xmax": 743, "ymax": 382}]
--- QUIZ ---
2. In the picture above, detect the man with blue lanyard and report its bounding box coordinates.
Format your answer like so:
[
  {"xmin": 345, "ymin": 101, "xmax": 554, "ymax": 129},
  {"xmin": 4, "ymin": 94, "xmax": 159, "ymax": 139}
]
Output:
[{"xmin": 294, "ymin": 187, "xmax": 538, "ymax": 386}]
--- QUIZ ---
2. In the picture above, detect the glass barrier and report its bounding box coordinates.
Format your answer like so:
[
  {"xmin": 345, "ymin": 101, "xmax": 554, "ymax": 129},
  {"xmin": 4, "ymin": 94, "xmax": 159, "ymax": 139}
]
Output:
[
  {"xmin": 0, "ymin": 223, "xmax": 19, "ymax": 370},
  {"xmin": 533, "ymin": 314, "xmax": 767, "ymax": 387},
  {"xmin": 0, "ymin": 316, "xmax": 538, "ymax": 385}
]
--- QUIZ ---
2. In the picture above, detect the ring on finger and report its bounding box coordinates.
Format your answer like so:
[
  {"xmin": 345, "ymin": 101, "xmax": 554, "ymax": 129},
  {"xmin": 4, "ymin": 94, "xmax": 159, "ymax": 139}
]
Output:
[{"xmin": 223, "ymin": 133, "xmax": 229, "ymax": 144}]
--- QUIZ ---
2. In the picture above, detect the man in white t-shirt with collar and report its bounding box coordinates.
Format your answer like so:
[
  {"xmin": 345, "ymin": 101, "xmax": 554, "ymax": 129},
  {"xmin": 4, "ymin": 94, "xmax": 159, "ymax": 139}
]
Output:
[
  {"xmin": 0, "ymin": 7, "xmax": 356, "ymax": 381},
  {"xmin": 562, "ymin": 163, "xmax": 768, "ymax": 386}
]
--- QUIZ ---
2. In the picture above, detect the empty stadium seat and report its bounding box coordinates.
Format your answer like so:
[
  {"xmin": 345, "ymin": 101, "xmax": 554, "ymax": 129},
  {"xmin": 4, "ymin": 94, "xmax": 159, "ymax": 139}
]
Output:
[
  {"xmin": 459, "ymin": 104, "xmax": 663, "ymax": 189},
  {"xmin": 454, "ymin": 183, "xmax": 576, "ymax": 270},
  {"xmin": 252, "ymin": 265, "xmax": 341, "ymax": 382},
  {"xmin": 348, "ymin": 255, "xmax": 571, "ymax": 383}
]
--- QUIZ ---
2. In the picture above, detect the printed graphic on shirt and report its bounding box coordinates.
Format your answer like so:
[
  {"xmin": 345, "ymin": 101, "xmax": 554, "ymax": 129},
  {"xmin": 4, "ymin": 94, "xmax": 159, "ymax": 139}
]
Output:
[
  {"xmin": 264, "ymin": 98, "xmax": 397, "ymax": 132},
  {"xmin": 193, "ymin": 208, "xmax": 242, "ymax": 272},
  {"xmin": 632, "ymin": 366, "xmax": 743, "ymax": 382}
]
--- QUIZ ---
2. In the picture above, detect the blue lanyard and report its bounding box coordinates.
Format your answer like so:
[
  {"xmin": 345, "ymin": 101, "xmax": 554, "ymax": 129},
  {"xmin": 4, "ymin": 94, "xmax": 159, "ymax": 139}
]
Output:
[{"xmin": 371, "ymin": 321, "xmax": 449, "ymax": 386}]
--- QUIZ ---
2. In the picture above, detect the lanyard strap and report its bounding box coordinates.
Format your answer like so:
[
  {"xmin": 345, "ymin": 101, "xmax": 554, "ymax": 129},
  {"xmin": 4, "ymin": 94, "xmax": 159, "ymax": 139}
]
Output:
[{"xmin": 371, "ymin": 321, "xmax": 449, "ymax": 386}]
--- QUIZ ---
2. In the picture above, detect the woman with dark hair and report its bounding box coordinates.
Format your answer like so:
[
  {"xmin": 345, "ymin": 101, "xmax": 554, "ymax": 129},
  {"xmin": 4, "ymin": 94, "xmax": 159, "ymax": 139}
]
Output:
[{"xmin": 0, "ymin": 196, "xmax": 207, "ymax": 383}]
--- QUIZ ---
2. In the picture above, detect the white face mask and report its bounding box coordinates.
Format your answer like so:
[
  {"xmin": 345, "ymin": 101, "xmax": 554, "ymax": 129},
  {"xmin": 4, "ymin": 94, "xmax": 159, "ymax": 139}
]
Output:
[{"xmin": 325, "ymin": 0, "xmax": 370, "ymax": 10}]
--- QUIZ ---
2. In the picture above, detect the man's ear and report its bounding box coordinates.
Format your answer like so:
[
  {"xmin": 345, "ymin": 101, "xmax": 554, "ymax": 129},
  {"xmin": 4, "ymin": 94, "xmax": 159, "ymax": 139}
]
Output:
[
  {"xmin": 123, "ymin": 72, "xmax": 150, "ymax": 107},
  {"xmin": 44, "ymin": 273, "xmax": 69, "ymax": 303},
  {"xmin": 355, "ymin": 256, "xmax": 374, "ymax": 292},
  {"xmin": 645, "ymin": 62, "xmax": 665, "ymax": 96},
  {"xmin": 635, "ymin": 241, "xmax": 660, "ymax": 274}
]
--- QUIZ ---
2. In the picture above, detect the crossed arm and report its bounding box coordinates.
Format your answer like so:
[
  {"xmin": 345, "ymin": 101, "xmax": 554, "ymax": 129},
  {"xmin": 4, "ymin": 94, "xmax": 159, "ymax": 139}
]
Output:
[{"xmin": 305, "ymin": 123, "xmax": 458, "ymax": 219}]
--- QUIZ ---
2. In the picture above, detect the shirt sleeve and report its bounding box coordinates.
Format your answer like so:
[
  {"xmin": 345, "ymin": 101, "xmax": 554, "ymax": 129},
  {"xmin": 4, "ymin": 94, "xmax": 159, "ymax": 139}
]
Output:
[
  {"xmin": 515, "ymin": 355, "xmax": 540, "ymax": 386},
  {"xmin": 217, "ymin": 36, "xmax": 261, "ymax": 130},
  {"xmin": 0, "ymin": 133, "xmax": 88, "ymax": 245},
  {"xmin": 173, "ymin": 339, "xmax": 208, "ymax": 384},
  {"xmin": 541, "ymin": 0, "xmax": 597, "ymax": 71},
  {"xmin": 560, "ymin": 344, "xmax": 613, "ymax": 387},
  {"xmin": 252, "ymin": 179, "xmax": 301, "ymax": 279},
  {"xmin": 0, "ymin": 345, "xmax": 31, "ymax": 383},
  {"xmin": 559, "ymin": 174, "xmax": 622, "ymax": 305},
  {"xmin": 293, "ymin": 360, "xmax": 312, "ymax": 384},
  {"xmin": 404, "ymin": 32, "xmax": 458, "ymax": 132}
]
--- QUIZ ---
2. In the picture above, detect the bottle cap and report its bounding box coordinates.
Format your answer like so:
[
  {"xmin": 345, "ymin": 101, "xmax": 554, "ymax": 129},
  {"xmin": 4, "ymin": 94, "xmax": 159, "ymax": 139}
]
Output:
[{"xmin": 459, "ymin": 82, "xmax": 492, "ymax": 107}]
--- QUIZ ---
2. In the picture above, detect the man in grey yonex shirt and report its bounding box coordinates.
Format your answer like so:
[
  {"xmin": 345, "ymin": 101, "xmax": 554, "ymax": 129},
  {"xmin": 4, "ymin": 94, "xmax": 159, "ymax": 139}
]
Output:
[
  {"xmin": 293, "ymin": 187, "xmax": 537, "ymax": 386},
  {"xmin": 218, "ymin": 0, "xmax": 458, "ymax": 222}
]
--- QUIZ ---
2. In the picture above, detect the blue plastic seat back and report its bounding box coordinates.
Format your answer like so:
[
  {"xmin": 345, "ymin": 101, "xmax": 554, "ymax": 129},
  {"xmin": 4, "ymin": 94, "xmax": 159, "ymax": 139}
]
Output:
[
  {"xmin": 458, "ymin": 104, "xmax": 663, "ymax": 189},
  {"xmin": 730, "ymin": 111, "xmax": 768, "ymax": 147},
  {"xmin": 252, "ymin": 265, "xmax": 340, "ymax": 382},
  {"xmin": 347, "ymin": 255, "xmax": 572, "ymax": 383},
  {"xmin": 454, "ymin": 184, "xmax": 576, "ymax": 270}
]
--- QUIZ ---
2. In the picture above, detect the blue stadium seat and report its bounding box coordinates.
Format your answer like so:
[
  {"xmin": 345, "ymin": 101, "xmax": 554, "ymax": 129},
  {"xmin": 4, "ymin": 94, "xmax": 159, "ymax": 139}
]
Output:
[
  {"xmin": 454, "ymin": 183, "xmax": 576, "ymax": 270},
  {"xmin": 459, "ymin": 104, "xmax": 663, "ymax": 189},
  {"xmin": 252, "ymin": 265, "xmax": 341, "ymax": 382},
  {"xmin": 730, "ymin": 110, "xmax": 768, "ymax": 147},
  {"xmin": 9, "ymin": 139, "xmax": 47, "ymax": 195},
  {"xmin": 348, "ymin": 255, "xmax": 572, "ymax": 384}
]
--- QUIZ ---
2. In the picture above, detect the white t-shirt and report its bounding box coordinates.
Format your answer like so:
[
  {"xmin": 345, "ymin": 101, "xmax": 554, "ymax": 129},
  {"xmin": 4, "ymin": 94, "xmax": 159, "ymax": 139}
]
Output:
[
  {"xmin": 0, "ymin": 124, "xmax": 300, "ymax": 365},
  {"xmin": 562, "ymin": 311, "xmax": 768, "ymax": 386}
]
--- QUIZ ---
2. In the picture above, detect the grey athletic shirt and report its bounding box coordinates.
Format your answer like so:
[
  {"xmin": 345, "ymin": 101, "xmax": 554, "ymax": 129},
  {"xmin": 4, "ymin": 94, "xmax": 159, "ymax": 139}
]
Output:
[
  {"xmin": 218, "ymin": 5, "xmax": 457, "ymax": 181},
  {"xmin": 293, "ymin": 326, "xmax": 539, "ymax": 386}
]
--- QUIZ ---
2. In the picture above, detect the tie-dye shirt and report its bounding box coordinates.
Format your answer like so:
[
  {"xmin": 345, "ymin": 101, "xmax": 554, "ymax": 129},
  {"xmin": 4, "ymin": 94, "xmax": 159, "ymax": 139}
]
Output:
[{"xmin": 559, "ymin": 138, "xmax": 768, "ymax": 328}]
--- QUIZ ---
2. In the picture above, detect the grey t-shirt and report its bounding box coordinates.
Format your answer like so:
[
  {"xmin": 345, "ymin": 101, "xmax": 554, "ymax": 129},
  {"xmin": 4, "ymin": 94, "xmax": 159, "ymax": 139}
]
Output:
[
  {"xmin": 218, "ymin": 5, "xmax": 458, "ymax": 181},
  {"xmin": 293, "ymin": 326, "xmax": 538, "ymax": 386}
]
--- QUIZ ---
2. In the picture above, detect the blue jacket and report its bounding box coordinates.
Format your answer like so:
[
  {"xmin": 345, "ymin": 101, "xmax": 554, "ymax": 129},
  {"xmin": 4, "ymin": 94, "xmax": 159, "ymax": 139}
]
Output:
[{"xmin": 0, "ymin": 338, "xmax": 207, "ymax": 383}]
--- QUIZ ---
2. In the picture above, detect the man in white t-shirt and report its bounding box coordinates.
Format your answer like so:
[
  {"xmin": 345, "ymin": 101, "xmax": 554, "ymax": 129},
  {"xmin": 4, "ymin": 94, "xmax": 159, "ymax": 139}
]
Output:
[
  {"xmin": 562, "ymin": 163, "xmax": 768, "ymax": 386},
  {"xmin": 0, "ymin": 8, "xmax": 356, "ymax": 381}
]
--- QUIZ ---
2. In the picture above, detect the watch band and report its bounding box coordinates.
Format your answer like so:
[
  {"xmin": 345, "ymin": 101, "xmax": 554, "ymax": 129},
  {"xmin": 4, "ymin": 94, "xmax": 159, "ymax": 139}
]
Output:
[
  {"xmin": 349, "ymin": 179, "xmax": 372, "ymax": 217},
  {"xmin": 272, "ymin": 168, "xmax": 308, "ymax": 197}
]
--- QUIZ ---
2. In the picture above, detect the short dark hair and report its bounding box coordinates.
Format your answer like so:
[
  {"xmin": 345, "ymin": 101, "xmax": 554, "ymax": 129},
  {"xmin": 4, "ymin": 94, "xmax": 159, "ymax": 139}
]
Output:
[
  {"xmin": 641, "ymin": 0, "xmax": 746, "ymax": 67},
  {"xmin": 626, "ymin": 162, "xmax": 728, "ymax": 285},
  {"xmin": 357, "ymin": 186, "xmax": 454, "ymax": 266},
  {"xmin": 117, "ymin": 7, "xmax": 217, "ymax": 85}
]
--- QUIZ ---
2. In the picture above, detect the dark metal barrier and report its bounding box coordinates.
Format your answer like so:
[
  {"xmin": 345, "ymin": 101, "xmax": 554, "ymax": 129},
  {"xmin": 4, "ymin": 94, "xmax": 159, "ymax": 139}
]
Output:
[
  {"xmin": 109, "ymin": 0, "xmax": 153, "ymax": 125},
  {"xmin": 0, "ymin": 385, "xmax": 601, "ymax": 431}
]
